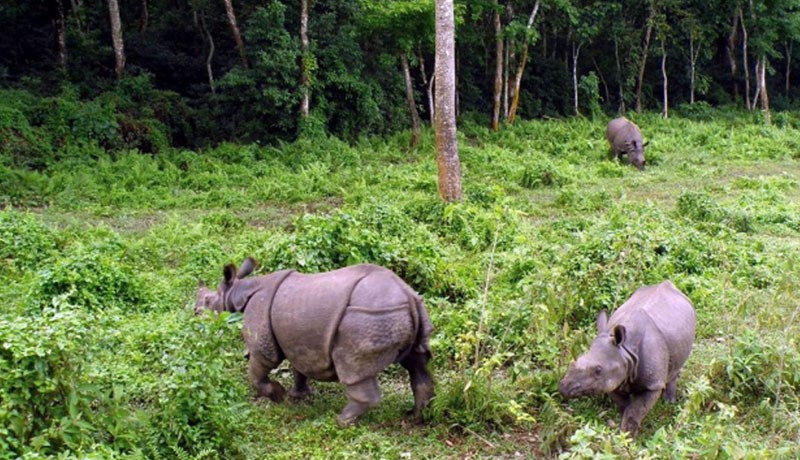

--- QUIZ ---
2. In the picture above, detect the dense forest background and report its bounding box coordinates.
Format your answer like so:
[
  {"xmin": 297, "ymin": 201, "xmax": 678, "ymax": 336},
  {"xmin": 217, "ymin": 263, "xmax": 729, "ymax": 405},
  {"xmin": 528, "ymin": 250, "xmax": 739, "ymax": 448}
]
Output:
[{"xmin": 2, "ymin": 0, "xmax": 800, "ymax": 157}]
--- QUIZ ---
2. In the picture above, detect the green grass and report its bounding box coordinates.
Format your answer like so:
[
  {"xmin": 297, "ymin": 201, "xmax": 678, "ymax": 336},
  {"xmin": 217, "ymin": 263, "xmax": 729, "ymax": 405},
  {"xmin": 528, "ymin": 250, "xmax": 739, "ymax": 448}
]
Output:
[{"xmin": 2, "ymin": 111, "xmax": 800, "ymax": 458}]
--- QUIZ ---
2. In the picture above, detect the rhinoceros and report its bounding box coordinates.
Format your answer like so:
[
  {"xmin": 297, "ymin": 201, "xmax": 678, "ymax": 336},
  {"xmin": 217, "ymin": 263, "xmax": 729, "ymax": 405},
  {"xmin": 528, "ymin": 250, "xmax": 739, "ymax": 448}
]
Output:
[
  {"xmin": 606, "ymin": 117, "xmax": 647, "ymax": 170},
  {"xmin": 559, "ymin": 281, "xmax": 696, "ymax": 437},
  {"xmin": 195, "ymin": 258, "xmax": 434, "ymax": 426}
]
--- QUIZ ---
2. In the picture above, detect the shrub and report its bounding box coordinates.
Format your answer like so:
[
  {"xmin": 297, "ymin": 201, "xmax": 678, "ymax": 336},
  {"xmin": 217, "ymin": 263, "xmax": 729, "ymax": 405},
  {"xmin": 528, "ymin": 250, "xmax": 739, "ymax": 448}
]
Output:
[{"xmin": 0, "ymin": 210, "xmax": 57, "ymax": 273}]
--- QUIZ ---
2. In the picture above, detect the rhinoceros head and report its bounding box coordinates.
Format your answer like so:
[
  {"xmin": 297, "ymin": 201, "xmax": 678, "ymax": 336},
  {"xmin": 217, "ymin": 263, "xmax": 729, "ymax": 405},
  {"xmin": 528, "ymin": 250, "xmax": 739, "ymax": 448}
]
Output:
[
  {"xmin": 628, "ymin": 139, "xmax": 648, "ymax": 171},
  {"xmin": 559, "ymin": 310, "xmax": 635, "ymax": 398},
  {"xmin": 194, "ymin": 257, "xmax": 257, "ymax": 315}
]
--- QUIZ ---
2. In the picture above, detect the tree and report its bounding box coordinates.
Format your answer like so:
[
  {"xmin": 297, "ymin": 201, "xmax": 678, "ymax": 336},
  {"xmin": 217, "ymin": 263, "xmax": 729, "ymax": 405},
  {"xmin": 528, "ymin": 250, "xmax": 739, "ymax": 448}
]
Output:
[
  {"xmin": 222, "ymin": 0, "xmax": 249, "ymax": 68},
  {"xmin": 492, "ymin": 0, "xmax": 503, "ymax": 131},
  {"xmin": 107, "ymin": 0, "xmax": 126, "ymax": 80},
  {"xmin": 507, "ymin": 0, "xmax": 541, "ymax": 124},
  {"xmin": 635, "ymin": 0, "xmax": 656, "ymax": 112},
  {"xmin": 300, "ymin": 0, "xmax": 311, "ymax": 118},
  {"xmin": 434, "ymin": 0, "xmax": 462, "ymax": 202}
]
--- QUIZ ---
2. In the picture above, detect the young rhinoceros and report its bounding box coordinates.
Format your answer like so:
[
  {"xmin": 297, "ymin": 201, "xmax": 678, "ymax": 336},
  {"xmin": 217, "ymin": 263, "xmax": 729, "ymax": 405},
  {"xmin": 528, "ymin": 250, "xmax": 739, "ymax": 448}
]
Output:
[
  {"xmin": 606, "ymin": 117, "xmax": 647, "ymax": 170},
  {"xmin": 559, "ymin": 281, "xmax": 696, "ymax": 437},
  {"xmin": 195, "ymin": 258, "xmax": 434, "ymax": 427}
]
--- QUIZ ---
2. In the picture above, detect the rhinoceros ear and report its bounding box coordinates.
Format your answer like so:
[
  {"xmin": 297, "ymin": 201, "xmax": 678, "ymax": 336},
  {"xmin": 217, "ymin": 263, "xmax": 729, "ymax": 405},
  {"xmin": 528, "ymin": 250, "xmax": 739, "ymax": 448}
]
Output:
[
  {"xmin": 237, "ymin": 257, "xmax": 257, "ymax": 279},
  {"xmin": 223, "ymin": 263, "xmax": 237, "ymax": 285},
  {"xmin": 596, "ymin": 310, "xmax": 608, "ymax": 333},
  {"xmin": 197, "ymin": 279, "xmax": 206, "ymax": 288},
  {"xmin": 643, "ymin": 140, "xmax": 650, "ymax": 148},
  {"xmin": 612, "ymin": 325, "xmax": 627, "ymax": 346}
]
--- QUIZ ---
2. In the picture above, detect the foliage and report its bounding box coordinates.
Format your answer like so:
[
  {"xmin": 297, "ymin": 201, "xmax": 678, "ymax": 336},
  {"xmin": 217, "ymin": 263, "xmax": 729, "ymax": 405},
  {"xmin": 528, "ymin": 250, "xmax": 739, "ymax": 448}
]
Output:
[{"xmin": 0, "ymin": 113, "xmax": 799, "ymax": 458}]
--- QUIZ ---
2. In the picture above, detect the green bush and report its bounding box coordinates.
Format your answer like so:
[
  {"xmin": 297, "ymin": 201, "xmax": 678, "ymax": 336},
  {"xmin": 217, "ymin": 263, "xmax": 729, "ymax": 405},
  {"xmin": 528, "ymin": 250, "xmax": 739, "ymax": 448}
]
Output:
[
  {"xmin": 34, "ymin": 242, "xmax": 151, "ymax": 311},
  {"xmin": 0, "ymin": 210, "xmax": 57, "ymax": 273}
]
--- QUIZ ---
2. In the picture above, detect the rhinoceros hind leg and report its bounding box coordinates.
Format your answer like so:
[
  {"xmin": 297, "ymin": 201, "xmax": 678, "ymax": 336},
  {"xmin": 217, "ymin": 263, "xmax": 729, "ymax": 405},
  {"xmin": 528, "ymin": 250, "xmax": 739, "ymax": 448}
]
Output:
[
  {"xmin": 289, "ymin": 368, "xmax": 312, "ymax": 400},
  {"xmin": 401, "ymin": 350, "xmax": 433, "ymax": 422},
  {"xmin": 664, "ymin": 375, "xmax": 679, "ymax": 403},
  {"xmin": 248, "ymin": 354, "xmax": 285, "ymax": 402},
  {"xmin": 337, "ymin": 377, "xmax": 381, "ymax": 427}
]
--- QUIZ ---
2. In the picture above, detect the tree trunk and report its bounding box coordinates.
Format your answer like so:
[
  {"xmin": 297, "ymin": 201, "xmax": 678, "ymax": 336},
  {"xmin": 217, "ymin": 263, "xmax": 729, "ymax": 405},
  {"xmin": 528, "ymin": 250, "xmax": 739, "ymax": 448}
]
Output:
[
  {"xmin": 222, "ymin": 0, "xmax": 249, "ymax": 69},
  {"xmin": 107, "ymin": 0, "xmax": 126, "ymax": 80},
  {"xmin": 592, "ymin": 56, "xmax": 610, "ymax": 106},
  {"xmin": 726, "ymin": 11, "xmax": 739, "ymax": 102},
  {"xmin": 740, "ymin": 9, "xmax": 751, "ymax": 110},
  {"xmin": 786, "ymin": 41, "xmax": 792, "ymax": 98},
  {"xmin": 503, "ymin": 36, "xmax": 510, "ymax": 119},
  {"xmin": 70, "ymin": 0, "xmax": 84, "ymax": 35},
  {"xmin": 689, "ymin": 34, "xmax": 697, "ymax": 104},
  {"xmin": 759, "ymin": 55, "xmax": 770, "ymax": 124},
  {"xmin": 635, "ymin": 3, "xmax": 655, "ymax": 113},
  {"xmin": 507, "ymin": 0, "xmax": 541, "ymax": 124},
  {"xmin": 401, "ymin": 54, "xmax": 421, "ymax": 148},
  {"xmin": 300, "ymin": 0, "xmax": 310, "ymax": 118},
  {"xmin": 434, "ymin": 0, "xmax": 462, "ymax": 202},
  {"xmin": 491, "ymin": 2, "xmax": 503, "ymax": 131},
  {"xmin": 418, "ymin": 47, "xmax": 433, "ymax": 126},
  {"xmin": 572, "ymin": 41, "xmax": 582, "ymax": 116},
  {"xmin": 661, "ymin": 40, "xmax": 668, "ymax": 119},
  {"xmin": 194, "ymin": 10, "xmax": 216, "ymax": 95},
  {"xmin": 54, "ymin": 0, "xmax": 67, "ymax": 68},
  {"xmin": 428, "ymin": 73, "xmax": 436, "ymax": 127},
  {"xmin": 614, "ymin": 37, "xmax": 625, "ymax": 113},
  {"xmin": 140, "ymin": 0, "xmax": 148, "ymax": 33}
]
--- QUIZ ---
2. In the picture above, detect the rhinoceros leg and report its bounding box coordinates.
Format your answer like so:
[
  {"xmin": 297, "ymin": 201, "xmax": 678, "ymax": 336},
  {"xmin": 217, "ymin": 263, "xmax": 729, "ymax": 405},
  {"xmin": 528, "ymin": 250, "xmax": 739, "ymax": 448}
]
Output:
[
  {"xmin": 248, "ymin": 353, "xmax": 285, "ymax": 402},
  {"xmin": 337, "ymin": 377, "xmax": 381, "ymax": 427},
  {"xmin": 401, "ymin": 350, "xmax": 433, "ymax": 422},
  {"xmin": 289, "ymin": 368, "xmax": 312, "ymax": 400},
  {"xmin": 620, "ymin": 389, "xmax": 660, "ymax": 436},
  {"xmin": 664, "ymin": 374, "xmax": 679, "ymax": 403},
  {"xmin": 609, "ymin": 392, "xmax": 631, "ymax": 416}
]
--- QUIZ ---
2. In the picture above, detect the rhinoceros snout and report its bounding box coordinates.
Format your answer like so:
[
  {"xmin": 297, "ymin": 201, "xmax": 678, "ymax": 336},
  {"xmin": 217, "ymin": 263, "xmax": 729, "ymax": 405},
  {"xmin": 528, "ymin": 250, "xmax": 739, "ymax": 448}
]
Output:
[{"xmin": 559, "ymin": 379, "xmax": 581, "ymax": 399}]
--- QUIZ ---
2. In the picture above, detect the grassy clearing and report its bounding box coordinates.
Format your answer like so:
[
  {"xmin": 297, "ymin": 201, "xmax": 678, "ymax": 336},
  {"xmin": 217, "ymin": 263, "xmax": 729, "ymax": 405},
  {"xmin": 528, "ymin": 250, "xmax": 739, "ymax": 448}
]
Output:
[{"xmin": 2, "ymin": 111, "xmax": 800, "ymax": 458}]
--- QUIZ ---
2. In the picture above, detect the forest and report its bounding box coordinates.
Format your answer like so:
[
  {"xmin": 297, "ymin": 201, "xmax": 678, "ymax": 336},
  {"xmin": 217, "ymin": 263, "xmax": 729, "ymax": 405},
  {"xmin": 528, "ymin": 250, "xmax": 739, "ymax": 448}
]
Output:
[{"xmin": 2, "ymin": 0, "xmax": 800, "ymax": 459}]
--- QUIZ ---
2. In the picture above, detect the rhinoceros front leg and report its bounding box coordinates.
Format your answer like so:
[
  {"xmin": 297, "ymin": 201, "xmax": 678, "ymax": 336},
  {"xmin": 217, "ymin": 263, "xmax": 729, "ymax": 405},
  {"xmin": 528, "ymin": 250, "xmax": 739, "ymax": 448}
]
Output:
[
  {"xmin": 401, "ymin": 350, "xmax": 433, "ymax": 422},
  {"xmin": 337, "ymin": 377, "xmax": 381, "ymax": 427},
  {"xmin": 620, "ymin": 389, "xmax": 661, "ymax": 437},
  {"xmin": 248, "ymin": 354, "xmax": 285, "ymax": 402},
  {"xmin": 288, "ymin": 368, "xmax": 312, "ymax": 400}
]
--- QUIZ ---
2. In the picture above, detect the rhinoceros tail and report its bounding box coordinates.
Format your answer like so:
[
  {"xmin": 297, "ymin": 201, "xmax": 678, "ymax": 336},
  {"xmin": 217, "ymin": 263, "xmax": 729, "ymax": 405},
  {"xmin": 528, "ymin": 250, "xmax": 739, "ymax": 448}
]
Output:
[{"xmin": 412, "ymin": 295, "xmax": 433, "ymax": 355}]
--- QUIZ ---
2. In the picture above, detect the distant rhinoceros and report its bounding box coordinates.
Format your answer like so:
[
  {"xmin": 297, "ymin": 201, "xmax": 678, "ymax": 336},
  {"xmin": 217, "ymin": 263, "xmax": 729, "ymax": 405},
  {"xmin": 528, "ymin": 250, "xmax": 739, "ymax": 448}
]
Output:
[
  {"xmin": 606, "ymin": 117, "xmax": 647, "ymax": 170},
  {"xmin": 559, "ymin": 281, "xmax": 696, "ymax": 437},
  {"xmin": 196, "ymin": 258, "xmax": 434, "ymax": 427}
]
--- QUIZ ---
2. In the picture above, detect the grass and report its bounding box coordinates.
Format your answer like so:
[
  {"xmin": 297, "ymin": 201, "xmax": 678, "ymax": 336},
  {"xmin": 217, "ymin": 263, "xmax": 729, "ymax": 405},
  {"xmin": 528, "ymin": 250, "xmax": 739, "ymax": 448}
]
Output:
[{"xmin": 2, "ymin": 110, "xmax": 800, "ymax": 458}]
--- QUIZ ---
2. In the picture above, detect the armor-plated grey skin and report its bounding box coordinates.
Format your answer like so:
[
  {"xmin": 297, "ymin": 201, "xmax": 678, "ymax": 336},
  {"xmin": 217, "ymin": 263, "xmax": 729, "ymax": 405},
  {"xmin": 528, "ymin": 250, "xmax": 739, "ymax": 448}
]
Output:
[
  {"xmin": 559, "ymin": 281, "xmax": 696, "ymax": 437},
  {"xmin": 196, "ymin": 258, "xmax": 434, "ymax": 427},
  {"xmin": 606, "ymin": 117, "xmax": 647, "ymax": 170}
]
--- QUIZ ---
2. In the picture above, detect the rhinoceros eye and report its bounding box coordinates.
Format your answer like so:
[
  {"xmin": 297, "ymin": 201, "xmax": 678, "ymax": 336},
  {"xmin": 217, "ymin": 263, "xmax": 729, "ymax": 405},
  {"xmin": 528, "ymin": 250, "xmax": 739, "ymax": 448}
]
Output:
[{"xmin": 594, "ymin": 365, "xmax": 602, "ymax": 376}]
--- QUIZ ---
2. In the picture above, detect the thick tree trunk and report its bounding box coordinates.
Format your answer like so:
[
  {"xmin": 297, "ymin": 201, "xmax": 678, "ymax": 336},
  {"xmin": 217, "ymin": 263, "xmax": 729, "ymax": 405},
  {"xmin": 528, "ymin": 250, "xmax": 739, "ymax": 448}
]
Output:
[
  {"xmin": 223, "ymin": 0, "xmax": 249, "ymax": 69},
  {"xmin": 635, "ymin": 3, "xmax": 655, "ymax": 113},
  {"xmin": 54, "ymin": 0, "xmax": 67, "ymax": 68},
  {"xmin": 661, "ymin": 40, "xmax": 668, "ymax": 119},
  {"xmin": 572, "ymin": 41, "xmax": 582, "ymax": 116},
  {"xmin": 726, "ymin": 12, "xmax": 739, "ymax": 102},
  {"xmin": 300, "ymin": 0, "xmax": 310, "ymax": 118},
  {"xmin": 614, "ymin": 37, "xmax": 625, "ymax": 113},
  {"xmin": 140, "ymin": 0, "xmax": 148, "ymax": 33},
  {"xmin": 507, "ymin": 0, "xmax": 541, "ymax": 124},
  {"xmin": 194, "ymin": 11, "xmax": 216, "ymax": 95},
  {"xmin": 434, "ymin": 0, "xmax": 462, "ymax": 202},
  {"xmin": 401, "ymin": 54, "xmax": 421, "ymax": 148},
  {"xmin": 491, "ymin": 2, "xmax": 503, "ymax": 131},
  {"xmin": 740, "ymin": 9, "xmax": 751, "ymax": 110},
  {"xmin": 107, "ymin": 0, "xmax": 126, "ymax": 80}
]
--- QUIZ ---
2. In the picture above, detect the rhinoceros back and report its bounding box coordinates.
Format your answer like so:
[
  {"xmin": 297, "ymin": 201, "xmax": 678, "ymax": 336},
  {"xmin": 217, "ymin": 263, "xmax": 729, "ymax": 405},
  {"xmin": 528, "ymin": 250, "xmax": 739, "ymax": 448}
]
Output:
[
  {"xmin": 608, "ymin": 281, "xmax": 696, "ymax": 376},
  {"xmin": 271, "ymin": 264, "xmax": 422, "ymax": 382}
]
